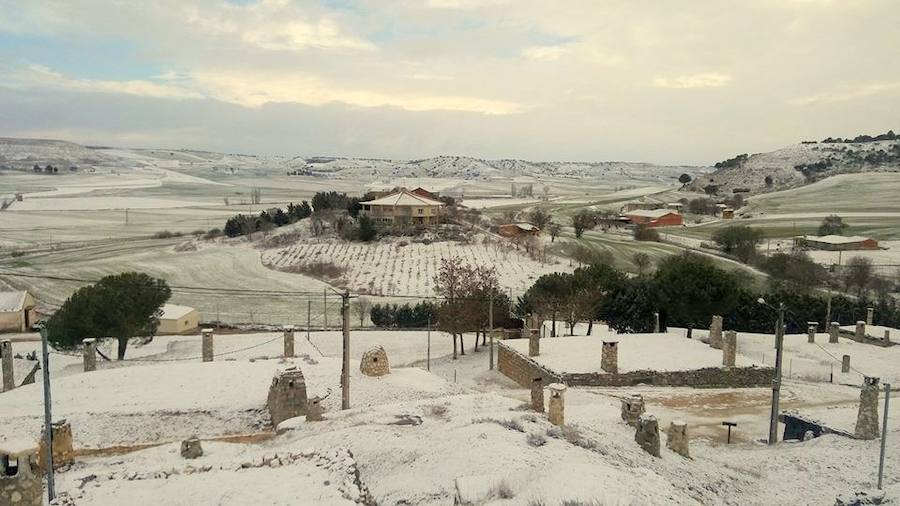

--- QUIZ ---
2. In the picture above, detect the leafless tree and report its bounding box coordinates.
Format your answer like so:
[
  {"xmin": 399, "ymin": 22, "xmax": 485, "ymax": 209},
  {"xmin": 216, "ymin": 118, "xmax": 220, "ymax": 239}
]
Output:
[{"xmin": 353, "ymin": 297, "xmax": 372, "ymax": 327}]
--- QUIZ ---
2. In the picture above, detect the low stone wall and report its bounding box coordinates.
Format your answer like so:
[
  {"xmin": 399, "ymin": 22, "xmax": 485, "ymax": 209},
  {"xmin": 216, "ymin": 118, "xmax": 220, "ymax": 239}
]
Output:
[
  {"xmin": 497, "ymin": 342, "xmax": 774, "ymax": 388},
  {"xmin": 496, "ymin": 343, "xmax": 561, "ymax": 387},
  {"xmin": 838, "ymin": 330, "xmax": 895, "ymax": 348}
]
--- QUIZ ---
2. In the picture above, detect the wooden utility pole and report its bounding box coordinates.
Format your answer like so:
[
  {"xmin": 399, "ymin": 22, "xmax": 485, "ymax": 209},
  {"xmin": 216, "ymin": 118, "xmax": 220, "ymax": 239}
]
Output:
[
  {"xmin": 427, "ymin": 315, "xmax": 432, "ymax": 372},
  {"xmin": 307, "ymin": 300, "xmax": 311, "ymax": 340},
  {"xmin": 323, "ymin": 288, "xmax": 328, "ymax": 331},
  {"xmin": 40, "ymin": 327, "xmax": 56, "ymax": 500},
  {"xmin": 489, "ymin": 295, "xmax": 495, "ymax": 370},
  {"xmin": 341, "ymin": 290, "xmax": 350, "ymax": 410},
  {"xmin": 768, "ymin": 303, "xmax": 785, "ymax": 445}
]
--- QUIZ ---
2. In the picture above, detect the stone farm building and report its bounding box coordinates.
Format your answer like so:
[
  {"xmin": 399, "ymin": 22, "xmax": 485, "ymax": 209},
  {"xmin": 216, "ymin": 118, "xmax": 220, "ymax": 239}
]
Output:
[
  {"xmin": 359, "ymin": 189, "xmax": 446, "ymax": 226},
  {"xmin": 623, "ymin": 209, "xmax": 684, "ymax": 228},
  {"xmin": 795, "ymin": 235, "xmax": 880, "ymax": 251},
  {"xmin": 157, "ymin": 304, "xmax": 200, "ymax": 335},
  {"xmin": 0, "ymin": 290, "xmax": 36, "ymax": 333},
  {"xmin": 498, "ymin": 223, "xmax": 540, "ymax": 237}
]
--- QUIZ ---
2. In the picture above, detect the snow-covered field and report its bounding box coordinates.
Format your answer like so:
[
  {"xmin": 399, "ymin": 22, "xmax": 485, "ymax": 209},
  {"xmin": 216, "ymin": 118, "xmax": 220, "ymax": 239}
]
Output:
[{"xmin": 262, "ymin": 239, "xmax": 570, "ymax": 297}]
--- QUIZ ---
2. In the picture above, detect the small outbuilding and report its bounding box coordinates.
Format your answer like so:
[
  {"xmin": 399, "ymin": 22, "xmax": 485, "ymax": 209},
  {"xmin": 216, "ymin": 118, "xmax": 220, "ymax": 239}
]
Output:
[
  {"xmin": 498, "ymin": 222, "xmax": 541, "ymax": 237},
  {"xmin": 0, "ymin": 291, "xmax": 37, "ymax": 333},
  {"xmin": 157, "ymin": 304, "xmax": 200, "ymax": 335},
  {"xmin": 795, "ymin": 235, "xmax": 880, "ymax": 251},
  {"xmin": 623, "ymin": 209, "xmax": 684, "ymax": 228}
]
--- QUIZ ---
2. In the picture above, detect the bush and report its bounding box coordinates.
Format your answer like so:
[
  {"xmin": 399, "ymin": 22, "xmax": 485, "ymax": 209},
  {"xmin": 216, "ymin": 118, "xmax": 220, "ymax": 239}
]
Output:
[
  {"xmin": 711, "ymin": 225, "xmax": 764, "ymax": 263},
  {"xmin": 153, "ymin": 230, "xmax": 182, "ymax": 239},
  {"xmin": 633, "ymin": 225, "xmax": 660, "ymax": 242}
]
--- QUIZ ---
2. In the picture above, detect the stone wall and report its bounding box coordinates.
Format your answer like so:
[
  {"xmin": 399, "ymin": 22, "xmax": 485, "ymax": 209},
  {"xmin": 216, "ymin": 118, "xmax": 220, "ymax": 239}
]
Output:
[
  {"xmin": 497, "ymin": 342, "xmax": 774, "ymax": 388},
  {"xmin": 838, "ymin": 329, "xmax": 896, "ymax": 348},
  {"xmin": 0, "ymin": 448, "xmax": 42, "ymax": 506}
]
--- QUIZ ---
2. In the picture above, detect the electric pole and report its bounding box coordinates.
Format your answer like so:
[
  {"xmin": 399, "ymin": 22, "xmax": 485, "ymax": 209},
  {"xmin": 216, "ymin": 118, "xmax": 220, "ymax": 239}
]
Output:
[
  {"xmin": 426, "ymin": 315, "xmax": 431, "ymax": 372},
  {"xmin": 768, "ymin": 303, "xmax": 785, "ymax": 445},
  {"xmin": 323, "ymin": 288, "xmax": 328, "ymax": 331},
  {"xmin": 40, "ymin": 326, "xmax": 56, "ymax": 500},
  {"xmin": 341, "ymin": 290, "xmax": 350, "ymax": 410},
  {"xmin": 488, "ymin": 294, "xmax": 495, "ymax": 370},
  {"xmin": 878, "ymin": 383, "xmax": 891, "ymax": 490},
  {"xmin": 307, "ymin": 300, "xmax": 311, "ymax": 341}
]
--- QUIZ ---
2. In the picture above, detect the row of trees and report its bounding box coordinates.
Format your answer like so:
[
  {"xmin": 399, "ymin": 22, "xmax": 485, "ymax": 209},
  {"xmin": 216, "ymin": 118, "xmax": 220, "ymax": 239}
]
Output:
[
  {"xmin": 223, "ymin": 201, "xmax": 313, "ymax": 237},
  {"xmin": 369, "ymin": 301, "xmax": 438, "ymax": 328}
]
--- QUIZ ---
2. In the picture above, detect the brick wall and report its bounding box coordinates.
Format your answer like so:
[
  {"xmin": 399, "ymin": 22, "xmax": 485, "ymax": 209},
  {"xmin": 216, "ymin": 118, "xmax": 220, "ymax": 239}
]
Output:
[{"xmin": 497, "ymin": 342, "xmax": 774, "ymax": 388}]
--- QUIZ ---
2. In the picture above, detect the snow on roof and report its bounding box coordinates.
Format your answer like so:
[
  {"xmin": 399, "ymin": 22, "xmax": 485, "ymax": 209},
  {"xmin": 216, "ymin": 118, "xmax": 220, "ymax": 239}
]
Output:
[
  {"xmin": 0, "ymin": 437, "xmax": 37, "ymax": 457},
  {"xmin": 624, "ymin": 209, "xmax": 678, "ymax": 219},
  {"xmin": 360, "ymin": 190, "xmax": 445, "ymax": 207},
  {"xmin": 0, "ymin": 291, "xmax": 28, "ymax": 312},
  {"xmin": 159, "ymin": 304, "xmax": 196, "ymax": 320},
  {"xmin": 504, "ymin": 222, "xmax": 539, "ymax": 231},
  {"xmin": 801, "ymin": 235, "xmax": 873, "ymax": 245}
]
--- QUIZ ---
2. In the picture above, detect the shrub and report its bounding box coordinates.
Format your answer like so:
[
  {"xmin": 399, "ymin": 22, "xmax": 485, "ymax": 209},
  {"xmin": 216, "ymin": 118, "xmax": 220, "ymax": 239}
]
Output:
[{"xmin": 633, "ymin": 225, "xmax": 660, "ymax": 242}]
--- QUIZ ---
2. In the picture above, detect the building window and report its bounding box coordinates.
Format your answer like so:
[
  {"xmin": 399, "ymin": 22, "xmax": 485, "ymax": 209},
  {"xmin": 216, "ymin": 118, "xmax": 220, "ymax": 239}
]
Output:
[{"xmin": 418, "ymin": 208, "xmax": 424, "ymax": 214}]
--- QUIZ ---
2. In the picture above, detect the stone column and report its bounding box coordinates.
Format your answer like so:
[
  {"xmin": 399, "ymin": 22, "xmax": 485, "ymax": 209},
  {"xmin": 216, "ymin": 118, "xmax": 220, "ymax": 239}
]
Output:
[
  {"xmin": 653, "ymin": 312, "xmax": 660, "ymax": 333},
  {"xmin": 842, "ymin": 355, "xmax": 851, "ymax": 373},
  {"xmin": 267, "ymin": 367, "xmax": 309, "ymax": 427},
  {"xmin": 620, "ymin": 394, "xmax": 645, "ymax": 427},
  {"xmin": 854, "ymin": 376, "xmax": 880, "ymax": 440},
  {"xmin": 722, "ymin": 331, "xmax": 737, "ymax": 367},
  {"xmin": 283, "ymin": 325, "xmax": 295, "ymax": 358},
  {"xmin": 884, "ymin": 330, "xmax": 891, "ymax": 343},
  {"xmin": 548, "ymin": 383, "xmax": 566, "ymax": 427},
  {"xmin": 601, "ymin": 341, "xmax": 618, "ymax": 374},
  {"xmin": 306, "ymin": 395, "xmax": 324, "ymax": 422},
  {"xmin": 530, "ymin": 377, "xmax": 544, "ymax": 413},
  {"xmin": 807, "ymin": 322, "xmax": 817, "ymax": 344},
  {"xmin": 1, "ymin": 339, "xmax": 14, "ymax": 391},
  {"xmin": 36, "ymin": 419, "xmax": 74, "ymax": 472},
  {"xmin": 855, "ymin": 321, "xmax": 866, "ymax": 340},
  {"xmin": 635, "ymin": 415, "xmax": 661, "ymax": 457},
  {"xmin": 666, "ymin": 420, "xmax": 690, "ymax": 458},
  {"xmin": 528, "ymin": 328, "xmax": 540, "ymax": 357},
  {"xmin": 709, "ymin": 315, "xmax": 723, "ymax": 349},
  {"xmin": 829, "ymin": 322, "xmax": 840, "ymax": 344},
  {"xmin": 866, "ymin": 307, "xmax": 874, "ymax": 326},
  {"xmin": 201, "ymin": 328, "xmax": 214, "ymax": 362},
  {"xmin": 82, "ymin": 338, "xmax": 97, "ymax": 372}
]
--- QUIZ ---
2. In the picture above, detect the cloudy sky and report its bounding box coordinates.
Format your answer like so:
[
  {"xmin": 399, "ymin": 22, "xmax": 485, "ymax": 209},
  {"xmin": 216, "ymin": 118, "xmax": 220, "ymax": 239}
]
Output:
[{"xmin": 0, "ymin": 0, "xmax": 898, "ymax": 165}]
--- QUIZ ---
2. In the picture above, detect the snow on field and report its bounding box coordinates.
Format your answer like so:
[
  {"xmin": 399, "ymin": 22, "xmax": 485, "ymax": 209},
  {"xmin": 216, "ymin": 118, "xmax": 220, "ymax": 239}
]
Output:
[
  {"xmin": 505, "ymin": 332, "xmax": 761, "ymax": 373},
  {"xmin": 262, "ymin": 239, "xmax": 571, "ymax": 296},
  {"xmin": 12, "ymin": 196, "xmax": 204, "ymax": 210},
  {"xmin": 460, "ymin": 197, "xmax": 541, "ymax": 209},
  {"xmin": 804, "ymin": 240, "xmax": 900, "ymax": 265}
]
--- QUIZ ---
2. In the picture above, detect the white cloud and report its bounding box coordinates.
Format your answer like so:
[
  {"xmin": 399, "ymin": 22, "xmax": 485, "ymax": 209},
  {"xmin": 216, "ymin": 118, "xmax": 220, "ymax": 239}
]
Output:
[
  {"xmin": 13, "ymin": 64, "xmax": 202, "ymax": 100},
  {"xmin": 521, "ymin": 44, "xmax": 572, "ymax": 61},
  {"xmin": 424, "ymin": 0, "xmax": 511, "ymax": 9},
  {"xmin": 789, "ymin": 82, "xmax": 900, "ymax": 105},
  {"xmin": 653, "ymin": 73, "xmax": 733, "ymax": 89}
]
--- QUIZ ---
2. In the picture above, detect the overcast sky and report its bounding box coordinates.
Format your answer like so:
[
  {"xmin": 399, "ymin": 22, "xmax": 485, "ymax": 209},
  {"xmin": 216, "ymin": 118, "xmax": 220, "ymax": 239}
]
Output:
[{"xmin": 0, "ymin": 0, "xmax": 898, "ymax": 165}]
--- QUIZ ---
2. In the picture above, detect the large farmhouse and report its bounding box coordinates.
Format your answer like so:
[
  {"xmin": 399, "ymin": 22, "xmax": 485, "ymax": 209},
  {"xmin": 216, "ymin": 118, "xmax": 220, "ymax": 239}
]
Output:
[
  {"xmin": 795, "ymin": 235, "xmax": 880, "ymax": 251},
  {"xmin": 623, "ymin": 209, "xmax": 684, "ymax": 228},
  {"xmin": 359, "ymin": 189, "xmax": 446, "ymax": 226},
  {"xmin": 0, "ymin": 290, "xmax": 36, "ymax": 333}
]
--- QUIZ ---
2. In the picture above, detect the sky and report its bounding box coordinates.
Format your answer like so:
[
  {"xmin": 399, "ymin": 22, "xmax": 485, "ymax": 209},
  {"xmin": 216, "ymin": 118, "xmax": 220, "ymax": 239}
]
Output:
[{"xmin": 0, "ymin": 0, "xmax": 898, "ymax": 165}]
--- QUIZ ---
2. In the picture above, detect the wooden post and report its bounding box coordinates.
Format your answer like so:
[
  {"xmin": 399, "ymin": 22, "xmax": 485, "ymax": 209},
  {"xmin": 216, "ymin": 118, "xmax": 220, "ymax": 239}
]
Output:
[{"xmin": 341, "ymin": 290, "xmax": 350, "ymax": 410}]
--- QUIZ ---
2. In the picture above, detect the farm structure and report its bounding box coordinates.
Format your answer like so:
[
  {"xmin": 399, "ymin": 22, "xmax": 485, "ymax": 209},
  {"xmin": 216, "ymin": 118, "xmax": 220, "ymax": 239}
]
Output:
[
  {"xmin": 623, "ymin": 209, "xmax": 684, "ymax": 228},
  {"xmin": 359, "ymin": 189, "xmax": 445, "ymax": 226},
  {"xmin": 157, "ymin": 304, "xmax": 200, "ymax": 335},
  {"xmin": 794, "ymin": 235, "xmax": 879, "ymax": 251},
  {"xmin": 498, "ymin": 222, "xmax": 540, "ymax": 238},
  {"xmin": 620, "ymin": 201, "xmax": 662, "ymax": 213},
  {"xmin": 0, "ymin": 290, "xmax": 36, "ymax": 333}
]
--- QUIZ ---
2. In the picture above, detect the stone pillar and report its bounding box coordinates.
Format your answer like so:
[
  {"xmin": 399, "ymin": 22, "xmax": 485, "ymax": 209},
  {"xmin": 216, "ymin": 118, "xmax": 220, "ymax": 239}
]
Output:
[
  {"xmin": 36, "ymin": 419, "xmax": 74, "ymax": 472},
  {"xmin": 0, "ymin": 446, "xmax": 42, "ymax": 506},
  {"xmin": 884, "ymin": 330, "xmax": 891, "ymax": 343},
  {"xmin": 267, "ymin": 367, "xmax": 308, "ymax": 427},
  {"xmin": 528, "ymin": 328, "xmax": 540, "ymax": 357},
  {"xmin": 620, "ymin": 394, "xmax": 645, "ymax": 427},
  {"xmin": 842, "ymin": 355, "xmax": 851, "ymax": 373},
  {"xmin": 530, "ymin": 377, "xmax": 544, "ymax": 413},
  {"xmin": 855, "ymin": 321, "xmax": 866, "ymax": 341},
  {"xmin": 1, "ymin": 339, "xmax": 14, "ymax": 391},
  {"xmin": 601, "ymin": 341, "xmax": 618, "ymax": 374},
  {"xmin": 807, "ymin": 322, "xmax": 817, "ymax": 344},
  {"xmin": 283, "ymin": 325, "xmax": 295, "ymax": 358},
  {"xmin": 666, "ymin": 420, "xmax": 690, "ymax": 458},
  {"xmin": 709, "ymin": 315, "xmax": 723, "ymax": 349},
  {"xmin": 306, "ymin": 395, "xmax": 324, "ymax": 422},
  {"xmin": 83, "ymin": 338, "xmax": 97, "ymax": 372},
  {"xmin": 722, "ymin": 331, "xmax": 737, "ymax": 367},
  {"xmin": 635, "ymin": 415, "xmax": 661, "ymax": 458},
  {"xmin": 829, "ymin": 322, "xmax": 840, "ymax": 344},
  {"xmin": 547, "ymin": 383, "xmax": 566, "ymax": 427},
  {"xmin": 653, "ymin": 312, "xmax": 660, "ymax": 333},
  {"xmin": 201, "ymin": 328, "xmax": 214, "ymax": 362},
  {"xmin": 180, "ymin": 437, "xmax": 203, "ymax": 459},
  {"xmin": 866, "ymin": 307, "xmax": 874, "ymax": 326},
  {"xmin": 854, "ymin": 376, "xmax": 880, "ymax": 440}
]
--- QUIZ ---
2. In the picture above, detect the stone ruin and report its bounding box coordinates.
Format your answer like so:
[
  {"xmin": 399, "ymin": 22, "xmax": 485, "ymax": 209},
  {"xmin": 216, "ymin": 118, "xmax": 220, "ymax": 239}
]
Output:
[
  {"xmin": 201, "ymin": 328, "xmax": 214, "ymax": 362},
  {"xmin": 283, "ymin": 325, "xmax": 295, "ymax": 358},
  {"xmin": 866, "ymin": 307, "xmax": 874, "ymax": 326},
  {"xmin": 36, "ymin": 419, "xmax": 74, "ymax": 472},
  {"xmin": 854, "ymin": 376, "xmax": 880, "ymax": 440},
  {"xmin": 807, "ymin": 322, "xmax": 818, "ymax": 344},
  {"xmin": 635, "ymin": 415, "xmax": 661, "ymax": 458},
  {"xmin": 547, "ymin": 383, "xmax": 566, "ymax": 427},
  {"xmin": 666, "ymin": 420, "xmax": 690, "ymax": 458},
  {"xmin": 842, "ymin": 355, "xmax": 851, "ymax": 374},
  {"xmin": 530, "ymin": 377, "xmax": 544, "ymax": 413},
  {"xmin": 0, "ymin": 442, "xmax": 42, "ymax": 506},
  {"xmin": 83, "ymin": 338, "xmax": 97, "ymax": 372},
  {"xmin": 528, "ymin": 328, "xmax": 540, "ymax": 357},
  {"xmin": 267, "ymin": 367, "xmax": 309, "ymax": 427},
  {"xmin": 360, "ymin": 346, "xmax": 390, "ymax": 377},
  {"xmin": 181, "ymin": 436, "xmax": 203, "ymax": 459},
  {"xmin": 1, "ymin": 339, "xmax": 13, "ymax": 391},
  {"xmin": 855, "ymin": 321, "xmax": 866, "ymax": 341},
  {"xmin": 722, "ymin": 331, "xmax": 737, "ymax": 367},
  {"xmin": 709, "ymin": 315, "xmax": 723, "ymax": 349},
  {"xmin": 620, "ymin": 394, "xmax": 645, "ymax": 427},
  {"xmin": 829, "ymin": 322, "xmax": 840, "ymax": 344},
  {"xmin": 601, "ymin": 341, "xmax": 618, "ymax": 374},
  {"xmin": 307, "ymin": 395, "xmax": 325, "ymax": 422}
]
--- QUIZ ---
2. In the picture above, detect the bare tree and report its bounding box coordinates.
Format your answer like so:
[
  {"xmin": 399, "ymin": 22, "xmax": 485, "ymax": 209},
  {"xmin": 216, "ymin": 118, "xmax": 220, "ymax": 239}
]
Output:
[
  {"xmin": 548, "ymin": 222, "xmax": 561, "ymax": 242},
  {"xmin": 352, "ymin": 297, "xmax": 372, "ymax": 328},
  {"xmin": 632, "ymin": 252, "xmax": 651, "ymax": 276}
]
